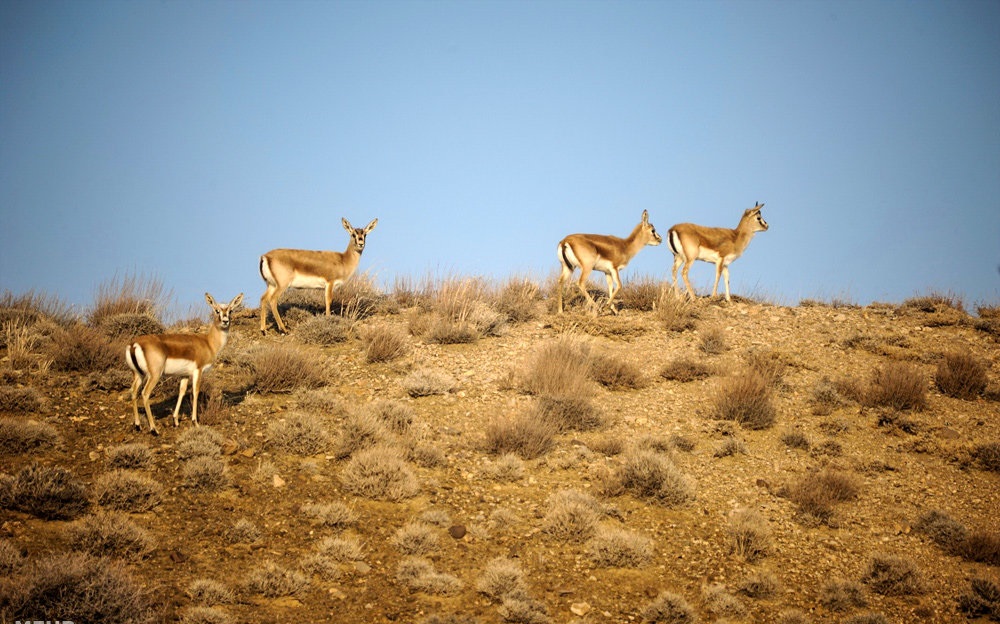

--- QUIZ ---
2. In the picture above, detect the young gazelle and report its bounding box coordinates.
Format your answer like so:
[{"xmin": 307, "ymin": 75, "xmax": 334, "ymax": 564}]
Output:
[
  {"xmin": 259, "ymin": 217, "xmax": 378, "ymax": 334},
  {"xmin": 126, "ymin": 292, "xmax": 244, "ymax": 436},
  {"xmin": 668, "ymin": 202, "xmax": 768, "ymax": 301},
  {"xmin": 557, "ymin": 210, "xmax": 662, "ymax": 314}
]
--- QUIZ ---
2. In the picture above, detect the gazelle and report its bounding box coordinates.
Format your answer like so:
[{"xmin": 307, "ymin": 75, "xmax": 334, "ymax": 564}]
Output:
[
  {"xmin": 557, "ymin": 210, "xmax": 662, "ymax": 314},
  {"xmin": 259, "ymin": 217, "xmax": 378, "ymax": 334},
  {"xmin": 668, "ymin": 202, "xmax": 768, "ymax": 301},
  {"xmin": 126, "ymin": 292, "xmax": 244, "ymax": 436}
]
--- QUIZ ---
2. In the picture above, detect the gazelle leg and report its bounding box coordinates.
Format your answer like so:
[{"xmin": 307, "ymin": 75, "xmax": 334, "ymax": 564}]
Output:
[
  {"xmin": 722, "ymin": 265, "xmax": 731, "ymax": 302},
  {"xmin": 681, "ymin": 261, "xmax": 697, "ymax": 300},
  {"xmin": 324, "ymin": 283, "xmax": 333, "ymax": 315},
  {"xmin": 130, "ymin": 372, "xmax": 144, "ymax": 431},
  {"xmin": 576, "ymin": 267, "xmax": 597, "ymax": 312},
  {"xmin": 190, "ymin": 370, "xmax": 201, "ymax": 426},
  {"xmin": 140, "ymin": 372, "xmax": 162, "ymax": 436},
  {"xmin": 711, "ymin": 262, "xmax": 724, "ymax": 298},
  {"xmin": 172, "ymin": 377, "xmax": 189, "ymax": 427},
  {"xmin": 671, "ymin": 255, "xmax": 684, "ymax": 297}
]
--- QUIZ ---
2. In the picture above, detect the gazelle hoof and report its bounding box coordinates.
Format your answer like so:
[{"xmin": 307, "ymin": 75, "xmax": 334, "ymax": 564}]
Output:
[{"xmin": 150, "ymin": 429, "xmax": 160, "ymax": 437}]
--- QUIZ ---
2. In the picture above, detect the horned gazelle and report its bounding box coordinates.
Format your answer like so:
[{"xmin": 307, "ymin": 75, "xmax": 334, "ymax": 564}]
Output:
[
  {"xmin": 259, "ymin": 217, "xmax": 378, "ymax": 334},
  {"xmin": 126, "ymin": 292, "xmax": 244, "ymax": 435},
  {"xmin": 668, "ymin": 202, "xmax": 768, "ymax": 301},
  {"xmin": 557, "ymin": 210, "xmax": 662, "ymax": 314}
]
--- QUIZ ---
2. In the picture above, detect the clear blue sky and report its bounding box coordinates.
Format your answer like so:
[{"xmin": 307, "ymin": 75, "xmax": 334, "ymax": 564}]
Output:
[{"xmin": 2, "ymin": 0, "xmax": 999, "ymax": 316}]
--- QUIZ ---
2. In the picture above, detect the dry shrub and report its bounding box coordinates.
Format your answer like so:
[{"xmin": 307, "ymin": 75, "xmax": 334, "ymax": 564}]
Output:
[
  {"xmin": 316, "ymin": 535, "xmax": 364, "ymax": 562},
  {"xmin": 182, "ymin": 456, "xmax": 228, "ymax": 491},
  {"xmin": 370, "ymin": 400, "xmax": 414, "ymax": 434},
  {"xmin": 266, "ymin": 412, "xmax": 330, "ymax": 455},
  {"xmin": 958, "ymin": 577, "xmax": 1000, "ymax": 620},
  {"xmin": 713, "ymin": 371, "xmax": 776, "ymax": 430},
  {"xmin": 0, "ymin": 463, "xmax": 89, "ymax": 520},
  {"xmin": 484, "ymin": 454, "xmax": 525, "ymax": 482},
  {"xmin": 301, "ymin": 501, "xmax": 356, "ymax": 528},
  {"xmin": 0, "ymin": 539, "xmax": 24, "ymax": 573},
  {"xmin": 642, "ymin": 591, "xmax": 697, "ymax": 624},
  {"xmin": 0, "ymin": 385, "xmax": 44, "ymax": 413},
  {"xmin": 713, "ymin": 437, "xmax": 747, "ymax": 457},
  {"xmin": 107, "ymin": 443, "xmax": 154, "ymax": 470},
  {"xmin": 4, "ymin": 318, "xmax": 44, "ymax": 369},
  {"xmin": 333, "ymin": 410, "xmax": 385, "ymax": 459},
  {"xmin": 404, "ymin": 368, "xmax": 456, "ymax": 397},
  {"xmin": 861, "ymin": 553, "xmax": 924, "ymax": 596},
  {"xmin": 784, "ymin": 468, "xmax": 860, "ymax": 522},
  {"xmin": 586, "ymin": 526, "xmax": 653, "ymax": 567},
  {"xmin": 497, "ymin": 595, "xmax": 551, "ymax": 624},
  {"xmin": 542, "ymin": 490, "xmax": 603, "ymax": 542},
  {"xmin": 745, "ymin": 348, "xmax": 786, "ymax": 387},
  {"xmin": 176, "ymin": 426, "xmax": 224, "ymax": 460},
  {"xmin": 396, "ymin": 557, "xmax": 463, "ymax": 595},
  {"xmin": 243, "ymin": 560, "xmax": 309, "ymax": 597},
  {"xmin": 519, "ymin": 335, "xmax": 593, "ymax": 399},
  {"xmin": 94, "ymin": 470, "xmax": 162, "ymax": 512},
  {"xmin": 820, "ymin": 579, "xmax": 867, "ymax": 611},
  {"xmin": 0, "ymin": 551, "xmax": 156, "ymax": 624},
  {"xmin": 88, "ymin": 273, "xmax": 167, "ymax": 326},
  {"xmin": 0, "ymin": 290, "xmax": 75, "ymax": 327},
  {"xmin": 842, "ymin": 614, "xmax": 889, "ymax": 624},
  {"xmin": 67, "ymin": 511, "xmax": 154, "ymax": 559},
  {"xmin": 612, "ymin": 450, "xmax": 694, "ymax": 507},
  {"xmin": 477, "ymin": 556, "xmax": 528, "ymax": 602},
  {"xmin": 777, "ymin": 609, "xmax": 812, "ymax": 624},
  {"xmin": 295, "ymin": 314, "xmax": 351, "ymax": 345},
  {"xmin": 425, "ymin": 317, "xmax": 481, "ymax": 344},
  {"xmin": 810, "ymin": 377, "xmax": 846, "ymax": 415},
  {"xmin": 702, "ymin": 583, "xmax": 746, "ymax": 617},
  {"xmin": 698, "ymin": 326, "xmax": 728, "ymax": 354},
  {"xmin": 914, "ymin": 509, "xmax": 969, "ymax": 553},
  {"xmin": 936, "ymin": 350, "xmax": 987, "ymax": 399},
  {"xmin": 659, "ymin": 358, "xmax": 713, "ymax": 382},
  {"xmin": 187, "ymin": 578, "xmax": 234, "ymax": 605},
  {"xmin": 249, "ymin": 344, "xmax": 325, "ymax": 393},
  {"xmin": 97, "ymin": 312, "xmax": 164, "ymax": 340},
  {"xmin": 656, "ymin": 290, "xmax": 698, "ymax": 332},
  {"xmin": 589, "ymin": 437, "xmax": 626, "ymax": 456},
  {"xmin": 48, "ymin": 323, "xmax": 119, "ymax": 372},
  {"xmin": 532, "ymin": 396, "xmax": 603, "ymax": 432},
  {"xmin": 493, "ymin": 277, "xmax": 543, "ymax": 323},
  {"xmin": 959, "ymin": 531, "xmax": 1000, "ymax": 566},
  {"xmin": 340, "ymin": 445, "xmax": 419, "ymax": 501},
  {"xmin": 617, "ymin": 276, "xmax": 662, "ymax": 312},
  {"xmin": 728, "ymin": 509, "xmax": 771, "ymax": 562},
  {"xmin": 902, "ymin": 291, "xmax": 965, "ymax": 314},
  {"xmin": 591, "ymin": 353, "xmax": 648, "ymax": 390},
  {"xmin": 363, "ymin": 324, "xmax": 410, "ymax": 363},
  {"xmin": 0, "ymin": 418, "xmax": 60, "ymax": 453},
  {"xmin": 866, "ymin": 362, "xmax": 927, "ymax": 411},
  {"xmin": 973, "ymin": 442, "xmax": 1000, "ymax": 472},
  {"xmin": 393, "ymin": 522, "xmax": 440, "ymax": 555},
  {"xmin": 483, "ymin": 413, "xmax": 556, "ymax": 460}
]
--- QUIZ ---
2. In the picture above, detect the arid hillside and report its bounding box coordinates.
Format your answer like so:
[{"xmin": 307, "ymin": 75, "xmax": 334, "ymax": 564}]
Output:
[{"xmin": 1, "ymin": 279, "xmax": 998, "ymax": 624}]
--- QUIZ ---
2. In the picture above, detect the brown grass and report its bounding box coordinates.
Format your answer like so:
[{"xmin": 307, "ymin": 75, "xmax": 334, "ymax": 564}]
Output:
[
  {"xmin": 404, "ymin": 368, "xmax": 457, "ymax": 397},
  {"xmin": 67, "ymin": 511, "xmax": 155, "ymax": 559},
  {"xmin": 48, "ymin": 322, "xmax": 120, "ymax": 372},
  {"xmin": 518, "ymin": 335, "xmax": 593, "ymax": 399},
  {"xmin": 728, "ymin": 508, "xmax": 772, "ymax": 562},
  {"xmin": 586, "ymin": 526, "xmax": 654, "ymax": 567},
  {"xmin": 590, "ymin": 353, "xmax": 648, "ymax": 390},
  {"xmin": 935, "ymin": 350, "xmax": 988, "ymax": 399},
  {"xmin": 243, "ymin": 560, "xmax": 309, "ymax": 597},
  {"xmin": 493, "ymin": 277, "xmax": 544, "ymax": 323},
  {"xmin": 0, "ymin": 417, "xmax": 60, "ymax": 453},
  {"xmin": 819, "ymin": 578, "xmax": 868, "ymax": 611},
  {"xmin": 958, "ymin": 577, "xmax": 1000, "ymax": 620},
  {"xmin": 94, "ymin": 470, "xmax": 162, "ymax": 512},
  {"xmin": 393, "ymin": 521, "xmax": 440, "ymax": 555},
  {"xmin": 861, "ymin": 553, "xmax": 924, "ymax": 596},
  {"xmin": 266, "ymin": 412, "xmax": 330, "ymax": 455},
  {"xmin": 611, "ymin": 450, "xmax": 694, "ymax": 507},
  {"xmin": 295, "ymin": 314, "xmax": 352, "ymax": 345},
  {"xmin": 396, "ymin": 557, "xmax": 463, "ymax": 595},
  {"xmin": 784, "ymin": 468, "xmax": 860, "ymax": 522},
  {"xmin": 542, "ymin": 489, "xmax": 602, "ymax": 542},
  {"xmin": 713, "ymin": 371, "xmax": 776, "ymax": 430},
  {"xmin": 659, "ymin": 358, "xmax": 713, "ymax": 382},
  {"xmin": 362, "ymin": 324, "xmax": 410, "ymax": 363},
  {"xmin": 532, "ymin": 396, "xmax": 604, "ymax": 432},
  {"xmin": 249, "ymin": 344, "xmax": 326, "ymax": 393},
  {"xmin": 340, "ymin": 445, "xmax": 419, "ymax": 501},
  {"xmin": 483, "ymin": 413, "xmax": 557, "ymax": 459},
  {"xmin": 866, "ymin": 362, "xmax": 927, "ymax": 411},
  {"xmin": 182, "ymin": 456, "xmax": 229, "ymax": 491},
  {"xmin": 973, "ymin": 442, "xmax": 1000, "ymax": 472},
  {"xmin": 656, "ymin": 290, "xmax": 699, "ymax": 332},
  {"xmin": 0, "ymin": 463, "xmax": 90, "ymax": 520},
  {"xmin": 87, "ymin": 272, "xmax": 169, "ymax": 327},
  {"xmin": 642, "ymin": 591, "xmax": 697, "ymax": 624},
  {"xmin": 477, "ymin": 557, "xmax": 528, "ymax": 602},
  {"xmin": 698, "ymin": 326, "xmax": 728, "ymax": 354}
]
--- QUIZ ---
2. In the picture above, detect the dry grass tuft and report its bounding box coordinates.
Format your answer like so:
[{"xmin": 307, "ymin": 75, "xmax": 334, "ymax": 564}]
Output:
[
  {"xmin": 301, "ymin": 501, "xmax": 357, "ymax": 528},
  {"xmin": 656, "ymin": 290, "xmax": 699, "ymax": 332},
  {"xmin": 914, "ymin": 509, "xmax": 969, "ymax": 553},
  {"xmin": 542, "ymin": 490, "xmax": 603, "ymax": 542},
  {"xmin": 698, "ymin": 326, "xmax": 728, "ymax": 354},
  {"xmin": 958, "ymin": 577, "xmax": 1000, "ymax": 620},
  {"xmin": 369, "ymin": 400, "xmax": 414, "ymax": 434},
  {"xmin": 866, "ymin": 362, "xmax": 927, "ymax": 411},
  {"xmin": 340, "ymin": 445, "xmax": 419, "ymax": 501},
  {"xmin": 702, "ymin": 583, "xmax": 746, "ymax": 617},
  {"xmin": 745, "ymin": 348, "xmax": 787, "ymax": 387},
  {"xmin": 532, "ymin": 396, "xmax": 604, "ymax": 432},
  {"xmin": 860, "ymin": 553, "xmax": 924, "ymax": 596},
  {"xmin": 738, "ymin": 569, "xmax": 779, "ymax": 598},
  {"xmin": 713, "ymin": 370, "xmax": 776, "ymax": 430},
  {"xmin": 243, "ymin": 560, "xmax": 309, "ymax": 597},
  {"xmin": 0, "ymin": 418, "xmax": 60, "ymax": 454},
  {"xmin": 477, "ymin": 556, "xmax": 528, "ymax": 602},
  {"xmin": 106, "ymin": 442, "xmax": 154, "ymax": 469},
  {"xmin": 659, "ymin": 358, "xmax": 713, "ymax": 382},
  {"xmin": 182, "ymin": 456, "xmax": 229, "ymax": 491},
  {"xmin": 781, "ymin": 430, "xmax": 811, "ymax": 450},
  {"xmin": 176, "ymin": 426, "xmax": 224, "ymax": 460},
  {"xmin": 179, "ymin": 606, "xmax": 233, "ymax": 624},
  {"xmin": 728, "ymin": 508, "xmax": 771, "ymax": 562},
  {"xmin": 48, "ymin": 323, "xmax": 119, "ymax": 372},
  {"xmin": 0, "ymin": 551, "xmax": 156, "ymax": 624},
  {"xmin": 0, "ymin": 463, "xmax": 90, "ymax": 520},
  {"xmin": 187, "ymin": 578, "xmax": 235, "ymax": 605},
  {"xmin": 493, "ymin": 277, "xmax": 544, "ymax": 323},
  {"xmin": 641, "ymin": 591, "xmax": 697, "ymax": 624},
  {"xmin": 67, "ymin": 511, "xmax": 155, "ymax": 559},
  {"xmin": 586, "ymin": 526, "xmax": 654, "ymax": 567},
  {"xmin": 87, "ymin": 273, "xmax": 167, "ymax": 326},
  {"xmin": 590, "ymin": 353, "xmax": 648, "ymax": 390},
  {"xmin": 519, "ymin": 335, "xmax": 593, "ymax": 398},
  {"xmin": 819, "ymin": 578, "xmax": 867, "ymax": 611},
  {"xmin": 0, "ymin": 385, "xmax": 44, "ymax": 413},
  {"xmin": 483, "ymin": 414, "xmax": 557, "ymax": 459},
  {"xmin": 935, "ymin": 350, "xmax": 988, "ymax": 399},
  {"xmin": 362, "ymin": 324, "xmax": 410, "ymax": 363},
  {"xmin": 333, "ymin": 410, "xmax": 386, "ymax": 459},
  {"xmin": 227, "ymin": 518, "xmax": 260, "ymax": 544},
  {"xmin": 266, "ymin": 412, "xmax": 330, "ymax": 455},
  {"xmin": 94, "ymin": 470, "xmax": 162, "ymax": 512},
  {"xmin": 973, "ymin": 442, "xmax": 1000, "ymax": 472},
  {"xmin": 249, "ymin": 344, "xmax": 326, "ymax": 393},
  {"xmin": 295, "ymin": 315, "xmax": 352, "ymax": 345},
  {"xmin": 393, "ymin": 521, "xmax": 440, "ymax": 555}
]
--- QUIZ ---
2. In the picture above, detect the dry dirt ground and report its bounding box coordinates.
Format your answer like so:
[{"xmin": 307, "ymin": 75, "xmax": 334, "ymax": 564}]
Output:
[{"xmin": 1, "ymin": 294, "xmax": 998, "ymax": 623}]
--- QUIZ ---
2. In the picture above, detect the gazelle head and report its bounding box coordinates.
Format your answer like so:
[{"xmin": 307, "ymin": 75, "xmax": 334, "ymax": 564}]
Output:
[
  {"xmin": 342, "ymin": 217, "xmax": 379, "ymax": 254},
  {"xmin": 742, "ymin": 202, "xmax": 769, "ymax": 233},
  {"xmin": 640, "ymin": 209, "xmax": 663, "ymax": 246},
  {"xmin": 205, "ymin": 292, "xmax": 244, "ymax": 331}
]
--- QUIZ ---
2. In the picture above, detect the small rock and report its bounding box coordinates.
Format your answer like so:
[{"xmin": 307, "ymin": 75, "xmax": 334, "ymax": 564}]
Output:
[
  {"xmin": 570, "ymin": 602, "xmax": 591, "ymax": 616},
  {"xmin": 448, "ymin": 524, "xmax": 467, "ymax": 539},
  {"xmin": 353, "ymin": 561, "xmax": 371, "ymax": 575},
  {"xmin": 272, "ymin": 474, "xmax": 286, "ymax": 488}
]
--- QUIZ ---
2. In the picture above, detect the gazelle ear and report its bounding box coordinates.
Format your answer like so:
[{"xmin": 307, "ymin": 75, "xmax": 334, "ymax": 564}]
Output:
[
  {"xmin": 641, "ymin": 210, "xmax": 649, "ymax": 223},
  {"xmin": 364, "ymin": 218, "xmax": 378, "ymax": 233},
  {"xmin": 755, "ymin": 202, "xmax": 764, "ymax": 210},
  {"xmin": 205, "ymin": 293, "xmax": 217, "ymax": 307},
  {"xmin": 342, "ymin": 217, "xmax": 353, "ymax": 232},
  {"xmin": 229, "ymin": 293, "xmax": 244, "ymax": 308}
]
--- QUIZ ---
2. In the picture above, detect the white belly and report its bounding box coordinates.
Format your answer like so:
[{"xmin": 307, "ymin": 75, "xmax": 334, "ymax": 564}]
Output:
[
  {"xmin": 594, "ymin": 257, "xmax": 617, "ymax": 274},
  {"xmin": 164, "ymin": 358, "xmax": 199, "ymax": 376},
  {"xmin": 289, "ymin": 274, "xmax": 331, "ymax": 289},
  {"xmin": 697, "ymin": 248, "xmax": 723, "ymax": 264}
]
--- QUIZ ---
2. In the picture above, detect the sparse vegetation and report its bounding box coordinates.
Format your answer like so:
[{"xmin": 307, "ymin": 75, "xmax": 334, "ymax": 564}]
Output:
[
  {"xmin": 866, "ymin": 362, "xmax": 927, "ymax": 411},
  {"xmin": 0, "ymin": 385, "xmax": 44, "ymax": 413},
  {"xmin": 974, "ymin": 442, "xmax": 1000, "ymax": 472},
  {"xmin": 243, "ymin": 560, "xmax": 309, "ymax": 597},
  {"xmin": 483, "ymin": 413, "xmax": 557, "ymax": 459},
  {"xmin": 94, "ymin": 470, "xmax": 162, "ymax": 512},
  {"xmin": 362, "ymin": 324, "xmax": 410, "ymax": 362},
  {"xmin": 249, "ymin": 344, "xmax": 326, "ymax": 393},
  {"xmin": 783, "ymin": 468, "xmax": 860, "ymax": 523},
  {"xmin": 404, "ymin": 367, "xmax": 457, "ymax": 397},
  {"xmin": 698, "ymin": 326, "xmax": 728, "ymax": 354},
  {"xmin": 0, "ymin": 417, "xmax": 60, "ymax": 453},
  {"xmin": 586, "ymin": 525, "xmax": 653, "ymax": 567},
  {"xmin": 935, "ymin": 350, "xmax": 988, "ymax": 399},
  {"xmin": 590, "ymin": 352, "xmax": 648, "ymax": 390},
  {"xmin": 542, "ymin": 489, "xmax": 602, "ymax": 542},
  {"xmin": 820, "ymin": 578, "xmax": 867, "ymax": 611},
  {"xmin": 713, "ymin": 370, "xmax": 776, "ymax": 430},
  {"xmin": 610, "ymin": 450, "xmax": 695, "ymax": 507},
  {"xmin": 958, "ymin": 577, "xmax": 1000, "ymax": 620},
  {"xmin": 728, "ymin": 508, "xmax": 771, "ymax": 562},
  {"xmin": 106, "ymin": 442, "xmax": 154, "ymax": 469},
  {"xmin": 861, "ymin": 553, "xmax": 924, "ymax": 596},
  {"xmin": 266, "ymin": 411, "xmax": 330, "ymax": 455},
  {"xmin": 340, "ymin": 445, "xmax": 419, "ymax": 501},
  {"xmin": 0, "ymin": 463, "xmax": 89, "ymax": 520},
  {"xmin": 659, "ymin": 357, "xmax": 713, "ymax": 382},
  {"xmin": 67, "ymin": 511, "xmax": 154, "ymax": 559},
  {"xmin": 295, "ymin": 314, "xmax": 352, "ymax": 345},
  {"xmin": 641, "ymin": 591, "xmax": 697, "ymax": 624}
]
